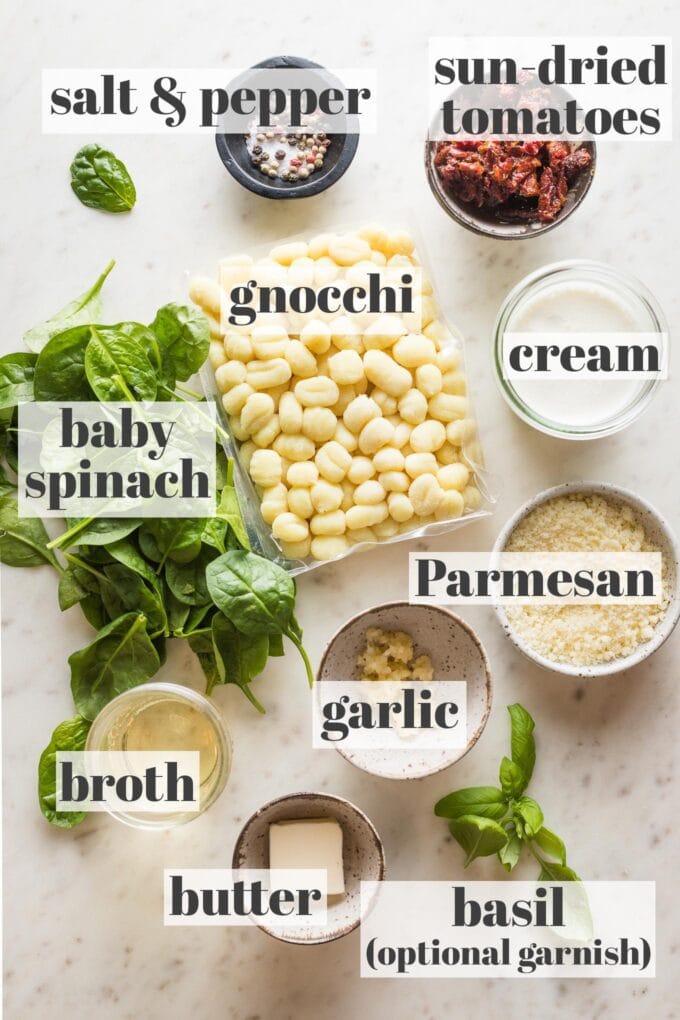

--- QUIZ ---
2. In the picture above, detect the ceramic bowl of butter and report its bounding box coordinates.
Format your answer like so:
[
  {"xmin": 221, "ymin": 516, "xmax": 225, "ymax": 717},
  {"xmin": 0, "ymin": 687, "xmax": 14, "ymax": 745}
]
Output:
[
  {"xmin": 493, "ymin": 482, "xmax": 680, "ymax": 677},
  {"xmin": 316, "ymin": 601, "xmax": 493, "ymax": 780},
  {"xmin": 232, "ymin": 791, "xmax": 385, "ymax": 945}
]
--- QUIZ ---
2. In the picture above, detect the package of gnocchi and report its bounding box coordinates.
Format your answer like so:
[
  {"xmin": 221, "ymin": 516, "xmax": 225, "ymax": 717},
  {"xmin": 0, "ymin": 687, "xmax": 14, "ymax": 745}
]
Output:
[{"xmin": 192, "ymin": 223, "xmax": 493, "ymax": 574}]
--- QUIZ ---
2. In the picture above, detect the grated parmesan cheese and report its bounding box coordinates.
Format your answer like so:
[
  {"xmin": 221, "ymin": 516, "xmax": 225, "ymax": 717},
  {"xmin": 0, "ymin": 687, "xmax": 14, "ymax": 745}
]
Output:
[{"xmin": 504, "ymin": 493, "xmax": 669, "ymax": 666}]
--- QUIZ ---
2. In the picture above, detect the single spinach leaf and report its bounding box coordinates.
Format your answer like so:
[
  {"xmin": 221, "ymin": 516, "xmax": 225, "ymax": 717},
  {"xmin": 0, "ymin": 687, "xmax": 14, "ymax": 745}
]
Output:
[
  {"xmin": 70, "ymin": 144, "xmax": 136, "ymax": 212},
  {"xmin": 206, "ymin": 549, "xmax": 295, "ymax": 636},
  {"xmin": 151, "ymin": 303, "xmax": 210, "ymax": 381},
  {"xmin": 164, "ymin": 586, "xmax": 191, "ymax": 635},
  {"xmin": 100, "ymin": 563, "xmax": 166, "ymax": 637},
  {"xmin": 202, "ymin": 515, "xmax": 228, "ymax": 555},
  {"xmin": 165, "ymin": 546, "xmax": 213, "ymax": 606},
  {"xmin": 498, "ymin": 832, "xmax": 522, "ymax": 872},
  {"xmin": 211, "ymin": 612, "xmax": 268, "ymax": 711},
  {"xmin": 58, "ymin": 566, "xmax": 91, "ymax": 610},
  {"xmin": 434, "ymin": 786, "xmax": 507, "ymax": 820},
  {"xmin": 69, "ymin": 612, "xmax": 160, "ymax": 720},
  {"xmin": 84, "ymin": 323, "xmax": 158, "ymax": 401},
  {"xmin": 80, "ymin": 591, "xmax": 109, "ymax": 629},
  {"xmin": 61, "ymin": 517, "xmax": 141, "ymax": 549},
  {"xmin": 139, "ymin": 518, "xmax": 204, "ymax": 566},
  {"xmin": 106, "ymin": 537, "xmax": 157, "ymax": 584},
  {"xmin": 33, "ymin": 325, "xmax": 94, "ymax": 401},
  {"xmin": 499, "ymin": 756, "xmax": 525, "ymax": 798},
  {"xmin": 216, "ymin": 485, "xmax": 250, "ymax": 550},
  {"xmin": 188, "ymin": 631, "xmax": 221, "ymax": 693},
  {"xmin": 24, "ymin": 261, "xmax": 114, "ymax": 353},
  {"xmin": 0, "ymin": 353, "xmax": 37, "ymax": 409},
  {"xmin": 0, "ymin": 496, "xmax": 59, "ymax": 568},
  {"xmin": 38, "ymin": 715, "xmax": 91, "ymax": 828},
  {"xmin": 448, "ymin": 815, "xmax": 509, "ymax": 867},
  {"xmin": 532, "ymin": 827, "xmax": 566, "ymax": 866},
  {"xmin": 268, "ymin": 633, "xmax": 284, "ymax": 657},
  {"xmin": 508, "ymin": 703, "xmax": 536, "ymax": 791}
]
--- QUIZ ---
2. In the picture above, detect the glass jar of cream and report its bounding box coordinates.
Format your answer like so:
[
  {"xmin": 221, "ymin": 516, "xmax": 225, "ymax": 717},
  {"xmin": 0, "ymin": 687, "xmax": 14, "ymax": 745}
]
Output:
[{"xmin": 493, "ymin": 260, "xmax": 668, "ymax": 440}]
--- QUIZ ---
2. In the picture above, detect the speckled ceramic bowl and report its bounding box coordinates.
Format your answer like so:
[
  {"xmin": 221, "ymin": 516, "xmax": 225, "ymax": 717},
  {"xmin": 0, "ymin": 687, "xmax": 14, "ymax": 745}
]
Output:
[
  {"xmin": 232, "ymin": 791, "xmax": 385, "ymax": 945},
  {"xmin": 493, "ymin": 482, "xmax": 680, "ymax": 677},
  {"xmin": 316, "ymin": 602, "xmax": 493, "ymax": 780}
]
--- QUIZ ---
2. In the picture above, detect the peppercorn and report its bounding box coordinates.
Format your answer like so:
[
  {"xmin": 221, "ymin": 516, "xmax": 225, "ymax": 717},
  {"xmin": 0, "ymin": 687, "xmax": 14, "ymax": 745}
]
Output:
[
  {"xmin": 298, "ymin": 167, "xmax": 310, "ymax": 179},
  {"xmin": 314, "ymin": 158, "xmax": 324, "ymax": 169},
  {"xmin": 252, "ymin": 144, "xmax": 263, "ymax": 155},
  {"xmin": 275, "ymin": 149, "xmax": 286, "ymax": 160}
]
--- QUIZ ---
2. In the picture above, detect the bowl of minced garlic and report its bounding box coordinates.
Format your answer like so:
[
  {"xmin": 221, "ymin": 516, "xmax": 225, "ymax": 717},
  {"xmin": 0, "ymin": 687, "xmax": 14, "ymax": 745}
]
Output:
[
  {"xmin": 316, "ymin": 602, "xmax": 492, "ymax": 779},
  {"xmin": 494, "ymin": 483, "xmax": 680, "ymax": 677}
]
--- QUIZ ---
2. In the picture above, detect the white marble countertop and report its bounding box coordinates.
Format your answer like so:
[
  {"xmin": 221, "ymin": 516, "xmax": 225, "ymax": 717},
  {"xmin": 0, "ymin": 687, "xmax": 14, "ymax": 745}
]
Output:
[{"xmin": 2, "ymin": 2, "xmax": 679, "ymax": 1018}]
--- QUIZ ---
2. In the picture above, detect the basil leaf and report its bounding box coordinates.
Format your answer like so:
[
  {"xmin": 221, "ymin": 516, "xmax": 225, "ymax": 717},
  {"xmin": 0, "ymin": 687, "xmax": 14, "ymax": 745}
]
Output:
[
  {"xmin": 69, "ymin": 611, "xmax": 160, "ymax": 720},
  {"xmin": 514, "ymin": 796, "xmax": 544, "ymax": 838},
  {"xmin": 434, "ymin": 786, "xmax": 507, "ymax": 820},
  {"xmin": 448, "ymin": 815, "xmax": 509, "ymax": 867},
  {"xmin": 24, "ymin": 261, "xmax": 114, "ymax": 353},
  {"xmin": 151, "ymin": 303, "xmax": 210, "ymax": 382},
  {"xmin": 33, "ymin": 325, "xmax": 94, "ymax": 401},
  {"xmin": 508, "ymin": 703, "xmax": 536, "ymax": 791},
  {"xmin": 532, "ymin": 827, "xmax": 566, "ymax": 866},
  {"xmin": 537, "ymin": 860, "xmax": 580, "ymax": 882},
  {"xmin": 70, "ymin": 144, "xmax": 136, "ymax": 212},
  {"xmin": 0, "ymin": 353, "xmax": 37, "ymax": 409},
  {"xmin": 498, "ymin": 832, "xmax": 522, "ymax": 872},
  {"xmin": 38, "ymin": 716, "xmax": 91, "ymax": 828},
  {"xmin": 206, "ymin": 549, "xmax": 295, "ymax": 637},
  {"xmin": 84, "ymin": 324, "xmax": 158, "ymax": 401},
  {"xmin": 0, "ymin": 496, "xmax": 59, "ymax": 568},
  {"xmin": 499, "ymin": 756, "xmax": 525, "ymax": 798}
]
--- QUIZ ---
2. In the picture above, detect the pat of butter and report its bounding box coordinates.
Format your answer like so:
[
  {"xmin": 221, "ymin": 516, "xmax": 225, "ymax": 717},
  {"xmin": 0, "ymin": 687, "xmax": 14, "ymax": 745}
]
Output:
[{"xmin": 268, "ymin": 817, "xmax": 345, "ymax": 895}]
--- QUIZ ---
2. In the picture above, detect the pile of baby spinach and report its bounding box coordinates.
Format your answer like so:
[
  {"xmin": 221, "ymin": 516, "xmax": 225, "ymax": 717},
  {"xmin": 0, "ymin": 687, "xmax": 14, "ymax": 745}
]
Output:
[
  {"xmin": 435, "ymin": 704, "xmax": 580, "ymax": 880},
  {"xmin": 0, "ymin": 262, "xmax": 312, "ymax": 829}
]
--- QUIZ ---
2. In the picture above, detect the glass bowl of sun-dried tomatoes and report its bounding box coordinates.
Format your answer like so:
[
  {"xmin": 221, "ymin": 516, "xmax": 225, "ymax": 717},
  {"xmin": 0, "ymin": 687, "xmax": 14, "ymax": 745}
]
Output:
[{"xmin": 426, "ymin": 138, "xmax": 596, "ymax": 239}]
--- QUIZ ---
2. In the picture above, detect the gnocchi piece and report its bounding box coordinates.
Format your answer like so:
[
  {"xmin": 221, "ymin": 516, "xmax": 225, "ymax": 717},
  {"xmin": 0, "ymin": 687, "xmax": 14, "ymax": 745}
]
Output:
[
  {"xmin": 409, "ymin": 419, "xmax": 446, "ymax": 453},
  {"xmin": 391, "ymin": 421, "xmax": 412, "ymax": 449},
  {"xmin": 302, "ymin": 407, "xmax": 337, "ymax": 443},
  {"xmin": 392, "ymin": 334, "xmax": 437, "ymax": 369},
  {"xmin": 295, "ymin": 376, "xmax": 340, "ymax": 408},
  {"xmin": 343, "ymin": 395, "xmax": 382, "ymax": 434},
  {"xmin": 345, "ymin": 502, "xmax": 389, "ymax": 530},
  {"xmin": 441, "ymin": 370, "xmax": 468, "ymax": 396},
  {"xmin": 373, "ymin": 516, "xmax": 400, "ymax": 540},
  {"xmin": 249, "ymin": 449, "xmax": 283, "ymax": 488},
  {"xmin": 428, "ymin": 393, "xmax": 467, "ymax": 422},
  {"xmin": 387, "ymin": 492, "xmax": 414, "ymax": 523},
  {"xmin": 270, "ymin": 241, "xmax": 308, "ymax": 265},
  {"xmin": 379, "ymin": 470, "xmax": 410, "ymax": 493},
  {"xmin": 348, "ymin": 456, "xmax": 376, "ymax": 485},
  {"xmin": 415, "ymin": 363, "xmax": 443, "ymax": 397},
  {"xmin": 372, "ymin": 446, "xmax": 404, "ymax": 473},
  {"xmin": 260, "ymin": 483, "xmax": 288, "ymax": 524},
  {"xmin": 446, "ymin": 418, "xmax": 476, "ymax": 446},
  {"xmin": 333, "ymin": 421, "xmax": 359, "ymax": 452},
  {"xmin": 222, "ymin": 382, "xmax": 254, "ymax": 416},
  {"xmin": 435, "ymin": 489, "xmax": 465, "ymax": 521},
  {"xmin": 436, "ymin": 442, "xmax": 458, "ymax": 466},
  {"xmin": 328, "ymin": 234, "xmax": 371, "ymax": 266},
  {"xmin": 404, "ymin": 452, "xmax": 438, "ymax": 478},
  {"xmin": 246, "ymin": 358, "xmax": 292, "ymax": 391},
  {"xmin": 272, "ymin": 512, "xmax": 309, "ymax": 543},
  {"xmin": 239, "ymin": 440, "xmax": 257, "ymax": 473},
  {"xmin": 241, "ymin": 392, "xmax": 275, "ymax": 434},
  {"xmin": 463, "ymin": 485, "xmax": 483, "ymax": 511},
  {"xmin": 273, "ymin": 433, "xmax": 316, "ymax": 462},
  {"xmin": 371, "ymin": 388, "xmax": 398, "ymax": 416},
  {"xmin": 287, "ymin": 486, "xmax": 314, "ymax": 519},
  {"xmin": 315, "ymin": 440, "xmax": 352, "ymax": 482},
  {"xmin": 224, "ymin": 332, "xmax": 254, "ymax": 364},
  {"xmin": 364, "ymin": 349, "xmax": 412, "ymax": 397},
  {"xmin": 358, "ymin": 417, "xmax": 395, "ymax": 455},
  {"xmin": 215, "ymin": 360, "xmax": 247, "ymax": 392},
  {"xmin": 329, "ymin": 315, "xmax": 362, "ymax": 352},
  {"xmin": 310, "ymin": 509, "xmax": 346, "ymax": 536},
  {"xmin": 346, "ymin": 526, "xmax": 377, "ymax": 545},
  {"xmin": 363, "ymin": 315, "xmax": 406, "ymax": 351},
  {"xmin": 279, "ymin": 392, "xmax": 304, "ymax": 434},
  {"xmin": 285, "ymin": 339, "xmax": 318, "ymax": 378},
  {"xmin": 340, "ymin": 478, "xmax": 355, "ymax": 512},
  {"xmin": 287, "ymin": 461, "xmax": 318, "ymax": 487},
  {"xmin": 328, "ymin": 349, "xmax": 365, "ymax": 386},
  {"xmin": 311, "ymin": 480, "xmax": 343, "ymax": 513},
  {"xmin": 252, "ymin": 324, "xmax": 289, "ymax": 360},
  {"xmin": 280, "ymin": 537, "xmax": 312, "ymax": 559},
  {"xmin": 354, "ymin": 479, "xmax": 386, "ymax": 505},
  {"xmin": 398, "ymin": 388, "xmax": 428, "ymax": 425},
  {"xmin": 252, "ymin": 414, "xmax": 281, "ymax": 448},
  {"xmin": 300, "ymin": 319, "xmax": 332, "ymax": 354},
  {"xmin": 310, "ymin": 535, "xmax": 351, "ymax": 560},
  {"xmin": 209, "ymin": 341, "xmax": 227, "ymax": 369},
  {"xmin": 437, "ymin": 463, "xmax": 470, "ymax": 492},
  {"xmin": 409, "ymin": 473, "xmax": 444, "ymax": 517}
]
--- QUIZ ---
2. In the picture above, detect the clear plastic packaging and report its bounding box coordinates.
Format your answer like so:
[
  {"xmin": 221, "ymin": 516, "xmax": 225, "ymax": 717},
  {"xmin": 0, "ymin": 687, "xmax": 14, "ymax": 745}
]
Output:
[{"xmin": 195, "ymin": 223, "xmax": 494, "ymax": 575}]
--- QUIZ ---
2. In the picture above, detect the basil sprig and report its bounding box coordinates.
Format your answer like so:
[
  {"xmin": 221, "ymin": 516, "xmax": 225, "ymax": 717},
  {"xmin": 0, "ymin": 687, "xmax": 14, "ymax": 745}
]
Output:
[{"xmin": 435, "ymin": 704, "xmax": 580, "ymax": 880}]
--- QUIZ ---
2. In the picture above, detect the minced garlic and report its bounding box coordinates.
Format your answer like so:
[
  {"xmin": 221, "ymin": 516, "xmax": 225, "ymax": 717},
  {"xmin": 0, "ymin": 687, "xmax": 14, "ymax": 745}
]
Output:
[
  {"xmin": 505, "ymin": 493, "xmax": 669, "ymax": 666},
  {"xmin": 357, "ymin": 627, "xmax": 434, "ymax": 681}
]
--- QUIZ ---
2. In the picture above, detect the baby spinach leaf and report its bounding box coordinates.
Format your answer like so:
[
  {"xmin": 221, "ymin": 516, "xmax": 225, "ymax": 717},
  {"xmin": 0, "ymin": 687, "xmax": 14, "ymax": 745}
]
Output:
[
  {"xmin": 34, "ymin": 325, "xmax": 94, "ymax": 401},
  {"xmin": 38, "ymin": 715, "xmax": 91, "ymax": 828},
  {"xmin": 165, "ymin": 546, "xmax": 214, "ymax": 605},
  {"xmin": 216, "ymin": 485, "xmax": 250, "ymax": 550},
  {"xmin": 23, "ymin": 261, "xmax": 114, "ymax": 353},
  {"xmin": 139, "ymin": 518, "xmax": 203, "ymax": 566},
  {"xmin": 164, "ymin": 586, "xmax": 191, "ymax": 635},
  {"xmin": 58, "ymin": 566, "xmax": 91, "ymax": 610},
  {"xmin": 80, "ymin": 591, "xmax": 109, "ymax": 629},
  {"xmin": 434, "ymin": 786, "xmax": 507, "ymax": 821},
  {"xmin": 211, "ymin": 612, "xmax": 268, "ymax": 711},
  {"xmin": 201, "ymin": 516, "xmax": 228, "ymax": 555},
  {"xmin": 84, "ymin": 324, "xmax": 158, "ymax": 401},
  {"xmin": 448, "ymin": 815, "xmax": 509, "ymax": 867},
  {"xmin": 106, "ymin": 537, "xmax": 157, "ymax": 584},
  {"xmin": 100, "ymin": 563, "xmax": 167, "ymax": 637},
  {"xmin": 268, "ymin": 633, "xmax": 284, "ymax": 657},
  {"xmin": 69, "ymin": 611, "xmax": 160, "ymax": 720},
  {"xmin": 70, "ymin": 144, "xmax": 136, "ymax": 212},
  {"xmin": 61, "ymin": 517, "xmax": 141, "ymax": 549},
  {"xmin": 151, "ymin": 303, "xmax": 210, "ymax": 381},
  {"xmin": 0, "ymin": 353, "xmax": 37, "ymax": 409},
  {"xmin": 508, "ymin": 703, "xmax": 536, "ymax": 791},
  {"xmin": 0, "ymin": 496, "xmax": 59, "ymax": 568},
  {"xmin": 206, "ymin": 549, "xmax": 295, "ymax": 637},
  {"xmin": 188, "ymin": 630, "xmax": 221, "ymax": 692}
]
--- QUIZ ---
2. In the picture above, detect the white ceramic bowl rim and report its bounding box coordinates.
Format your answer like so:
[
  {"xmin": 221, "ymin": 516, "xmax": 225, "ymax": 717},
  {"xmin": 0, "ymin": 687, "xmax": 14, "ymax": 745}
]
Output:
[{"xmin": 492, "ymin": 481, "xmax": 680, "ymax": 677}]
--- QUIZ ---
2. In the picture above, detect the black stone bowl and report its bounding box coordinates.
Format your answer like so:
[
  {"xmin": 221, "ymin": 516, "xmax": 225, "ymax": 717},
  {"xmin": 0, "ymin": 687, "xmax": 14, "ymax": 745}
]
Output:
[{"xmin": 215, "ymin": 56, "xmax": 360, "ymax": 200}]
